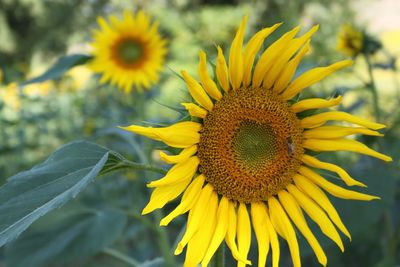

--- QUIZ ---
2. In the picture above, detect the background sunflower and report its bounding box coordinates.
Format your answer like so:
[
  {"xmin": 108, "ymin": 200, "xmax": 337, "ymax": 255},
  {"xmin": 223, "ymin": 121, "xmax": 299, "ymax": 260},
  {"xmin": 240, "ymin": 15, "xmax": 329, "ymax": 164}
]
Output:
[{"xmin": 90, "ymin": 10, "xmax": 167, "ymax": 93}]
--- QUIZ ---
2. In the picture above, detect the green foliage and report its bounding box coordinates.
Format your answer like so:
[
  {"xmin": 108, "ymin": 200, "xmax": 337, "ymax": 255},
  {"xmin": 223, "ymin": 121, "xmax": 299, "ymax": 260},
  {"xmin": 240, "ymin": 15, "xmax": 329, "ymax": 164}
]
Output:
[
  {"xmin": 4, "ymin": 203, "xmax": 127, "ymax": 267},
  {"xmin": 0, "ymin": 141, "xmax": 110, "ymax": 246},
  {"xmin": 22, "ymin": 54, "xmax": 92, "ymax": 85},
  {"xmin": 0, "ymin": 140, "xmax": 153, "ymax": 248}
]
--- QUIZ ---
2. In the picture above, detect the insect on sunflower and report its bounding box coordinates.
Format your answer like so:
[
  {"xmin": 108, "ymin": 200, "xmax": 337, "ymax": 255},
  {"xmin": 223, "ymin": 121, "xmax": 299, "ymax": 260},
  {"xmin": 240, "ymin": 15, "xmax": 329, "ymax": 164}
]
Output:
[
  {"xmin": 121, "ymin": 17, "xmax": 392, "ymax": 267},
  {"xmin": 89, "ymin": 10, "xmax": 167, "ymax": 93}
]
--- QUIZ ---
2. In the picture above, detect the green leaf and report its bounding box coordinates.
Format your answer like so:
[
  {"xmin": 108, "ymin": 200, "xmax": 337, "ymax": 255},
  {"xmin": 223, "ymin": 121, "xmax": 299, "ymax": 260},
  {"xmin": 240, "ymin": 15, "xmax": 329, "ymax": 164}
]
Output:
[
  {"xmin": 4, "ymin": 204, "xmax": 127, "ymax": 267},
  {"xmin": 21, "ymin": 54, "xmax": 92, "ymax": 85},
  {"xmin": 0, "ymin": 141, "xmax": 164, "ymax": 248},
  {"xmin": 0, "ymin": 141, "xmax": 110, "ymax": 247}
]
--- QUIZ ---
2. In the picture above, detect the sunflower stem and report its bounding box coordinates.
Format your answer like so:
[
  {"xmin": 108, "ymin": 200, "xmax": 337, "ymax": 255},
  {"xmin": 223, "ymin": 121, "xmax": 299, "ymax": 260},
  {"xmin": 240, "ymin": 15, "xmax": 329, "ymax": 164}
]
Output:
[
  {"xmin": 213, "ymin": 243, "xmax": 226, "ymax": 267},
  {"xmin": 364, "ymin": 53, "xmax": 381, "ymax": 121},
  {"xmin": 100, "ymin": 159, "xmax": 166, "ymax": 176},
  {"xmin": 102, "ymin": 247, "xmax": 140, "ymax": 266},
  {"xmin": 122, "ymin": 160, "xmax": 167, "ymax": 174}
]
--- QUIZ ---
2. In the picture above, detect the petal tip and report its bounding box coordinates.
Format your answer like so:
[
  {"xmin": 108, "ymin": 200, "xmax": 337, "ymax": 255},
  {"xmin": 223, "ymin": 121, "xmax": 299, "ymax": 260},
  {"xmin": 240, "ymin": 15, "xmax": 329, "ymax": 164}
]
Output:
[
  {"xmin": 174, "ymin": 245, "xmax": 183, "ymax": 255},
  {"xmin": 159, "ymin": 219, "xmax": 168, "ymax": 226},
  {"xmin": 146, "ymin": 182, "xmax": 156, "ymax": 188},
  {"xmin": 141, "ymin": 207, "xmax": 151, "ymax": 215},
  {"xmin": 180, "ymin": 70, "xmax": 187, "ymax": 77},
  {"xmin": 385, "ymin": 155, "xmax": 393, "ymax": 162},
  {"xmin": 199, "ymin": 50, "xmax": 206, "ymax": 58}
]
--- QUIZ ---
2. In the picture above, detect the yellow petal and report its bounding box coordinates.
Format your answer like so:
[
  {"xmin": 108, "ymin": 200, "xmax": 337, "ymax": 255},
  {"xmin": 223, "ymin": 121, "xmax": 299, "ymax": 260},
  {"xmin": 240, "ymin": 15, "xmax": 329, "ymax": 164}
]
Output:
[
  {"xmin": 184, "ymin": 192, "xmax": 218, "ymax": 267},
  {"xmin": 201, "ymin": 197, "xmax": 230, "ymax": 266},
  {"xmin": 148, "ymin": 156, "xmax": 199, "ymax": 187},
  {"xmin": 268, "ymin": 197, "xmax": 301, "ymax": 267},
  {"xmin": 142, "ymin": 177, "xmax": 192, "ymax": 215},
  {"xmin": 287, "ymin": 184, "xmax": 344, "ymax": 251},
  {"xmin": 216, "ymin": 46, "xmax": 230, "ymax": 92},
  {"xmin": 301, "ymin": 154, "xmax": 365, "ymax": 187},
  {"xmin": 293, "ymin": 174, "xmax": 351, "ymax": 239},
  {"xmin": 97, "ymin": 16, "xmax": 111, "ymax": 32},
  {"xmin": 237, "ymin": 203, "xmax": 251, "ymax": 267},
  {"xmin": 251, "ymin": 202, "xmax": 270, "ymax": 267},
  {"xmin": 298, "ymin": 166, "xmax": 381, "ymax": 200},
  {"xmin": 160, "ymin": 175, "xmax": 205, "ymax": 226},
  {"xmin": 229, "ymin": 16, "xmax": 247, "ymax": 90},
  {"xmin": 278, "ymin": 191, "xmax": 327, "ymax": 266},
  {"xmin": 300, "ymin": 111, "xmax": 386, "ymax": 130},
  {"xmin": 263, "ymin": 25, "xmax": 319, "ymax": 90},
  {"xmin": 181, "ymin": 70, "xmax": 214, "ymax": 111},
  {"xmin": 175, "ymin": 184, "xmax": 214, "ymax": 255},
  {"xmin": 303, "ymin": 138, "xmax": 393, "ymax": 162},
  {"xmin": 264, "ymin": 206, "xmax": 280, "ymax": 267},
  {"xmin": 242, "ymin": 23, "xmax": 282, "ymax": 87},
  {"xmin": 303, "ymin": 125, "xmax": 383, "ymax": 140},
  {"xmin": 273, "ymin": 41, "xmax": 310, "ymax": 93},
  {"xmin": 159, "ymin": 145, "xmax": 198, "ymax": 164},
  {"xmin": 181, "ymin": 103, "xmax": 208, "ymax": 119},
  {"xmin": 290, "ymin": 96, "xmax": 342, "ymax": 113},
  {"xmin": 281, "ymin": 60, "xmax": 353, "ymax": 100},
  {"xmin": 226, "ymin": 201, "xmax": 251, "ymax": 265},
  {"xmin": 120, "ymin": 121, "xmax": 201, "ymax": 148},
  {"xmin": 252, "ymin": 26, "xmax": 301, "ymax": 89},
  {"xmin": 198, "ymin": 50, "xmax": 222, "ymax": 100}
]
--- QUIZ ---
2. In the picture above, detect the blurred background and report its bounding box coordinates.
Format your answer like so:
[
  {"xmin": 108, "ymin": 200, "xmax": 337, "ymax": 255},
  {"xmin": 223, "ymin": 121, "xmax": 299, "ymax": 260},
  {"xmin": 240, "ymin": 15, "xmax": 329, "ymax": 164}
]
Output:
[{"xmin": 0, "ymin": 0, "xmax": 399, "ymax": 266}]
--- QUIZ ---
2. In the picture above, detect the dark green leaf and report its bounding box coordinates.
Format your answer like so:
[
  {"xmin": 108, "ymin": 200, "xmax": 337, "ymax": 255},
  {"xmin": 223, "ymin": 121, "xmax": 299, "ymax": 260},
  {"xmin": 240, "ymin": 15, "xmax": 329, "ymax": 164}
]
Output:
[
  {"xmin": 5, "ymin": 204, "xmax": 127, "ymax": 267},
  {"xmin": 0, "ymin": 141, "xmax": 109, "ymax": 247},
  {"xmin": 0, "ymin": 140, "xmax": 164, "ymax": 247},
  {"xmin": 21, "ymin": 54, "xmax": 92, "ymax": 85}
]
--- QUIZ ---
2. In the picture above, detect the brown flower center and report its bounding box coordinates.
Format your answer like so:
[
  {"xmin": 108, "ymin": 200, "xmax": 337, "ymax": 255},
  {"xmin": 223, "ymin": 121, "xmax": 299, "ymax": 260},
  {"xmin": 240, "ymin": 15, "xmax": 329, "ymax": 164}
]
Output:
[
  {"xmin": 112, "ymin": 37, "xmax": 148, "ymax": 68},
  {"xmin": 197, "ymin": 87, "xmax": 304, "ymax": 203}
]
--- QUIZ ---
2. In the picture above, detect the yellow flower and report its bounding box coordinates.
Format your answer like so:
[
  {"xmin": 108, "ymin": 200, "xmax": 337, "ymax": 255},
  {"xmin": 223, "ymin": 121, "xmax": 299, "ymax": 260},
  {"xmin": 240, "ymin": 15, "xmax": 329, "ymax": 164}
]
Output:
[
  {"xmin": 122, "ymin": 17, "xmax": 392, "ymax": 267},
  {"xmin": 337, "ymin": 24, "xmax": 364, "ymax": 57},
  {"xmin": 0, "ymin": 83, "xmax": 21, "ymax": 111},
  {"xmin": 89, "ymin": 10, "xmax": 167, "ymax": 93}
]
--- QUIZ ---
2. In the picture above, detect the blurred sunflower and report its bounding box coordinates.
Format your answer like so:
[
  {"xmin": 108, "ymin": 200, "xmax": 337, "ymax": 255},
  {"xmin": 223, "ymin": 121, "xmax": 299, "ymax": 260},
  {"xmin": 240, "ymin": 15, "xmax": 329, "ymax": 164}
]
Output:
[
  {"xmin": 0, "ymin": 83, "xmax": 21, "ymax": 111},
  {"xmin": 90, "ymin": 11, "xmax": 167, "ymax": 93},
  {"xmin": 337, "ymin": 24, "xmax": 364, "ymax": 57},
  {"xmin": 122, "ymin": 17, "xmax": 392, "ymax": 267}
]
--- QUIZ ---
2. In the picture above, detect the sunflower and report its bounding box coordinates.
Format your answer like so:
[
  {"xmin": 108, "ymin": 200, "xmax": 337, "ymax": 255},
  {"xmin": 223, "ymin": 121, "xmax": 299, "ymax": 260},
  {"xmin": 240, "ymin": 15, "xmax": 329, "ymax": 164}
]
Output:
[
  {"xmin": 337, "ymin": 24, "xmax": 364, "ymax": 57},
  {"xmin": 122, "ymin": 17, "xmax": 392, "ymax": 267},
  {"xmin": 90, "ymin": 11, "xmax": 167, "ymax": 93}
]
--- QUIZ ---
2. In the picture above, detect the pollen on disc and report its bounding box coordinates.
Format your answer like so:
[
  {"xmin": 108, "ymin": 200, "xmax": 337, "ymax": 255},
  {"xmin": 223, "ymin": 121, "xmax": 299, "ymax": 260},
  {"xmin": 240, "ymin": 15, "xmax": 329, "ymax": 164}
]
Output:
[{"xmin": 197, "ymin": 87, "xmax": 304, "ymax": 203}]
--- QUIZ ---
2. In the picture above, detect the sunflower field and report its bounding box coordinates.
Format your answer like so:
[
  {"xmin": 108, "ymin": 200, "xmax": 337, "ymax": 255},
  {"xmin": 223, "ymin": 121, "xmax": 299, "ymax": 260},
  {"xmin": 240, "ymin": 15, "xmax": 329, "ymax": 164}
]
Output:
[{"xmin": 0, "ymin": 0, "xmax": 399, "ymax": 267}]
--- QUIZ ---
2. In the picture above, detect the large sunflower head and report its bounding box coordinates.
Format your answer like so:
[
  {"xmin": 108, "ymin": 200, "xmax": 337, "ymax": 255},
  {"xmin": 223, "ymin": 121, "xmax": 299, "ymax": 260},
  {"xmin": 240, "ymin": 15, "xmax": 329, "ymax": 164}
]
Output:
[
  {"xmin": 90, "ymin": 10, "xmax": 167, "ymax": 93},
  {"xmin": 122, "ymin": 17, "xmax": 392, "ymax": 267}
]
